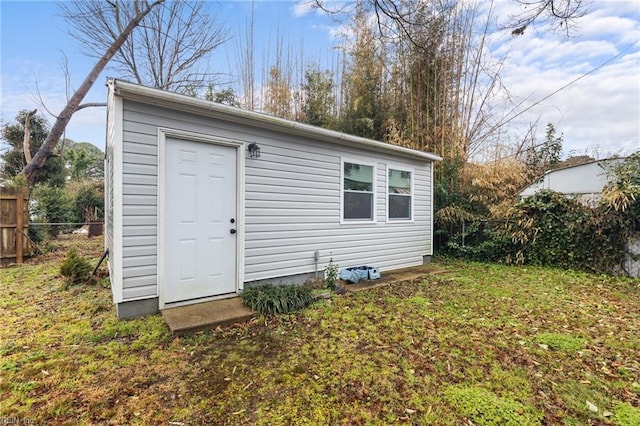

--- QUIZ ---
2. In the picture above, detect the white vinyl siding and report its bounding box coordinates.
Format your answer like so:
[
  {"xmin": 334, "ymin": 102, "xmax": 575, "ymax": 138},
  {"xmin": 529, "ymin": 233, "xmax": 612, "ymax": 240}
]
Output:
[
  {"xmin": 520, "ymin": 159, "xmax": 625, "ymax": 198},
  {"xmin": 387, "ymin": 167, "xmax": 413, "ymax": 221},
  {"xmin": 110, "ymin": 96, "xmax": 435, "ymax": 302},
  {"xmin": 105, "ymin": 88, "xmax": 124, "ymax": 304}
]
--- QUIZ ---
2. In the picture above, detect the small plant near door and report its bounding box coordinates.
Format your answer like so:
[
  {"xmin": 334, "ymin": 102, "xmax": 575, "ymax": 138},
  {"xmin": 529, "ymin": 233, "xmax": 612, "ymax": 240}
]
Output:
[{"xmin": 241, "ymin": 284, "xmax": 315, "ymax": 316}]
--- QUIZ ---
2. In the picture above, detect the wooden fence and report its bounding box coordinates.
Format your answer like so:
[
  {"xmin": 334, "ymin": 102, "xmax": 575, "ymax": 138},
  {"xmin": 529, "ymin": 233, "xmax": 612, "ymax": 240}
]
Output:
[{"xmin": 0, "ymin": 186, "xmax": 30, "ymax": 266}]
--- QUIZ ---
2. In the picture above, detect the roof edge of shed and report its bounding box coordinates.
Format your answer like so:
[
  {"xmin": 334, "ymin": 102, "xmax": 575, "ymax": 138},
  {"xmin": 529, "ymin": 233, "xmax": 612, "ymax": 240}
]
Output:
[
  {"xmin": 517, "ymin": 156, "xmax": 627, "ymax": 196},
  {"xmin": 108, "ymin": 79, "xmax": 443, "ymax": 162}
]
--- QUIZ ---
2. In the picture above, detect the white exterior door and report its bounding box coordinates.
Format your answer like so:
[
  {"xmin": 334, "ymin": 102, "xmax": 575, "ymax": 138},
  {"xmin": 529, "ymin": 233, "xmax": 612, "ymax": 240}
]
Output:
[{"xmin": 164, "ymin": 137, "xmax": 237, "ymax": 304}]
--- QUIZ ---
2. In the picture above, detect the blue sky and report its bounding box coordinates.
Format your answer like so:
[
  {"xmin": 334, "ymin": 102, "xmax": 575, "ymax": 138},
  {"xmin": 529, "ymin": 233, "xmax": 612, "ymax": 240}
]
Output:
[
  {"xmin": 0, "ymin": 1, "xmax": 338, "ymax": 147},
  {"xmin": 1, "ymin": 0, "xmax": 639, "ymax": 158}
]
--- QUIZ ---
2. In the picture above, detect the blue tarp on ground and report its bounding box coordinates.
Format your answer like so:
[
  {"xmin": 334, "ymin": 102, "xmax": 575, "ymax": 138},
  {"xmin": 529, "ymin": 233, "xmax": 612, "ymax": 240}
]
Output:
[{"xmin": 339, "ymin": 266, "xmax": 380, "ymax": 284}]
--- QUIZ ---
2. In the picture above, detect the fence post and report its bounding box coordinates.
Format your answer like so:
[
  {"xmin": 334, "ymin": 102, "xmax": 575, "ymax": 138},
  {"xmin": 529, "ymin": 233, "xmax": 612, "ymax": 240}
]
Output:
[{"xmin": 15, "ymin": 187, "xmax": 25, "ymax": 264}]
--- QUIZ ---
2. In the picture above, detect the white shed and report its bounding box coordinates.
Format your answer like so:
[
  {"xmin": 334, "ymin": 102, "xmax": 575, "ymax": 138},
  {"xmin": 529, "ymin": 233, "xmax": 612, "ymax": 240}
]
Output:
[
  {"xmin": 105, "ymin": 79, "xmax": 441, "ymax": 318},
  {"xmin": 519, "ymin": 158, "xmax": 624, "ymax": 205}
]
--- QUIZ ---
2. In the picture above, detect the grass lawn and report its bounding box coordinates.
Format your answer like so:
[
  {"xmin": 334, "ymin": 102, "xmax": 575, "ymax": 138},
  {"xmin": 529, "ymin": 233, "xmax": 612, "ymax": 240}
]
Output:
[{"xmin": 1, "ymin": 236, "xmax": 639, "ymax": 425}]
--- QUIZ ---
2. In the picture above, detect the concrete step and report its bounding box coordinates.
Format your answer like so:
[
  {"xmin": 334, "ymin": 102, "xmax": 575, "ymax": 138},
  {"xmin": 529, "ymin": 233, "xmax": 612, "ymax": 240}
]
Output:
[{"xmin": 161, "ymin": 297, "xmax": 255, "ymax": 334}]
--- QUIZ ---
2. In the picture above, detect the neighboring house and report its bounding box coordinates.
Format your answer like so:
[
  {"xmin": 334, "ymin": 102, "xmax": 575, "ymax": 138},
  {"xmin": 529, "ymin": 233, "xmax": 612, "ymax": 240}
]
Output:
[
  {"xmin": 519, "ymin": 157, "xmax": 638, "ymax": 278},
  {"xmin": 105, "ymin": 79, "xmax": 442, "ymax": 318},
  {"xmin": 519, "ymin": 158, "xmax": 625, "ymax": 205}
]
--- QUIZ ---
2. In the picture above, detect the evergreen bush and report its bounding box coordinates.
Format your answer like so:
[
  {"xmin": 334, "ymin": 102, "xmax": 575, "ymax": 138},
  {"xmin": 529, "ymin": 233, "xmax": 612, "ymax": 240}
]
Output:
[
  {"xmin": 72, "ymin": 181, "xmax": 104, "ymax": 223},
  {"xmin": 443, "ymin": 221, "xmax": 513, "ymax": 262},
  {"xmin": 60, "ymin": 247, "xmax": 93, "ymax": 287},
  {"xmin": 506, "ymin": 187, "xmax": 636, "ymax": 273},
  {"xmin": 30, "ymin": 184, "xmax": 75, "ymax": 237}
]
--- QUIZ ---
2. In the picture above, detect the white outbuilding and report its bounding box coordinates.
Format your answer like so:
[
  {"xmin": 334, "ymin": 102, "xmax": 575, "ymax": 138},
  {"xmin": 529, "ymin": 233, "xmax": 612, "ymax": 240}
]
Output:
[{"xmin": 105, "ymin": 79, "xmax": 441, "ymax": 318}]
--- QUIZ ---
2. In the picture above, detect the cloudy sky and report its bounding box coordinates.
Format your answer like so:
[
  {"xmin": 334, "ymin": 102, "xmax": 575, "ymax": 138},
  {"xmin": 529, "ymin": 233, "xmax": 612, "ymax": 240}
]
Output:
[
  {"xmin": 1, "ymin": 0, "xmax": 638, "ymax": 158},
  {"xmin": 485, "ymin": 0, "xmax": 640, "ymax": 158}
]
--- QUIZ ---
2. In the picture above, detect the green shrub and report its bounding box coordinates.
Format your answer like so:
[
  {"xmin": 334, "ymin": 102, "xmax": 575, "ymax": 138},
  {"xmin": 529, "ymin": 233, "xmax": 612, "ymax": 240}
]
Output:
[
  {"xmin": 505, "ymin": 189, "xmax": 636, "ymax": 273},
  {"xmin": 30, "ymin": 181, "xmax": 104, "ymax": 239},
  {"xmin": 28, "ymin": 220, "xmax": 50, "ymax": 245},
  {"xmin": 60, "ymin": 248, "xmax": 93, "ymax": 287},
  {"xmin": 241, "ymin": 284, "xmax": 315, "ymax": 316},
  {"xmin": 444, "ymin": 385, "xmax": 542, "ymax": 426},
  {"xmin": 30, "ymin": 184, "xmax": 75, "ymax": 237},
  {"xmin": 439, "ymin": 152, "xmax": 640, "ymax": 273},
  {"xmin": 508, "ymin": 190, "xmax": 589, "ymax": 268},
  {"xmin": 72, "ymin": 181, "xmax": 104, "ymax": 223},
  {"xmin": 443, "ymin": 221, "xmax": 514, "ymax": 262}
]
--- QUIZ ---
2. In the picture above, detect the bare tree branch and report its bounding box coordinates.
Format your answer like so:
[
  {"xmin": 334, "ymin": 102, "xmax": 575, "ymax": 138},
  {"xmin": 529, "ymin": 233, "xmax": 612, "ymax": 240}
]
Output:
[
  {"xmin": 314, "ymin": 0, "xmax": 430, "ymax": 50},
  {"xmin": 32, "ymin": 79, "xmax": 59, "ymax": 119},
  {"xmin": 22, "ymin": 109, "xmax": 37, "ymax": 164},
  {"xmin": 506, "ymin": 0, "xmax": 590, "ymax": 36},
  {"xmin": 59, "ymin": 1, "xmax": 229, "ymax": 93},
  {"xmin": 21, "ymin": 0, "xmax": 165, "ymax": 185},
  {"xmin": 32, "ymin": 52, "xmax": 76, "ymax": 121},
  {"xmin": 77, "ymin": 103, "xmax": 107, "ymax": 111}
]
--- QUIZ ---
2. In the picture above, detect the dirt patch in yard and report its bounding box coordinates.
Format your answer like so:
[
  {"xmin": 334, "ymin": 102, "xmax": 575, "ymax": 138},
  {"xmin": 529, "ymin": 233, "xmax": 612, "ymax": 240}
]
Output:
[{"xmin": 11, "ymin": 233, "xmax": 106, "ymax": 266}]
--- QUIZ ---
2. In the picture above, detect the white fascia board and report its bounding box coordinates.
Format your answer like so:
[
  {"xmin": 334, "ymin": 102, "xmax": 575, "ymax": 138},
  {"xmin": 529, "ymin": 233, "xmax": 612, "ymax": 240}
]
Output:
[{"xmin": 110, "ymin": 79, "xmax": 443, "ymax": 163}]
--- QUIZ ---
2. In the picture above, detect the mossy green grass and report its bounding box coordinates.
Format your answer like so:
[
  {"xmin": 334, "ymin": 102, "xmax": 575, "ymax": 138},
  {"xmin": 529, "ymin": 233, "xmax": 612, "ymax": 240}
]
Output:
[{"xmin": 1, "ymin": 239, "xmax": 638, "ymax": 424}]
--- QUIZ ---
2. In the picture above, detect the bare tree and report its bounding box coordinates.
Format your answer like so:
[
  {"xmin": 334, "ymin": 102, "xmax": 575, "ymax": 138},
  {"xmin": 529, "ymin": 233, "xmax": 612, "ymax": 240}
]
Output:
[
  {"xmin": 314, "ymin": 0, "xmax": 429, "ymax": 49},
  {"xmin": 234, "ymin": 1, "xmax": 256, "ymax": 110},
  {"xmin": 21, "ymin": 0, "xmax": 164, "ymax": 185},
  {"xmin": 60, "ymin": 0, "xmax": 228, "ymax": 93}
]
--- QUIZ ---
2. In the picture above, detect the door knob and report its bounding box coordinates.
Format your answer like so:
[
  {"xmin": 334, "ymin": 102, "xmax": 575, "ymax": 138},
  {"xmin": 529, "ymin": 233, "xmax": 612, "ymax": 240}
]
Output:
[{"xmin": 230, "ymin": 229, "xmax": 236, "ymax": 234}]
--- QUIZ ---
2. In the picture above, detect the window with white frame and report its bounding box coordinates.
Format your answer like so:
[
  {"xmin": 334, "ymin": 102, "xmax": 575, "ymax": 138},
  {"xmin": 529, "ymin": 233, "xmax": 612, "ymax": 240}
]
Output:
[
  {"xmin": 388, "ymin": 168, "xmax": 412, "ymax": 220},
  {"xmin": 343, "ymin": 161, "xmax": 374, "ymax": 221}
]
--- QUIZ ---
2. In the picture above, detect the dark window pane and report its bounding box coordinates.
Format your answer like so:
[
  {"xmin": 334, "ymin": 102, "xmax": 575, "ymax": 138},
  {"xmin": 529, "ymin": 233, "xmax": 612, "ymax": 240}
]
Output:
[
  {"xmin": 389, "ymin": 195, "xmax": 411, "ymax": 220},
  {"xmin": 344, "ymin": 192, "xmax": 373, "ymax": 220}
]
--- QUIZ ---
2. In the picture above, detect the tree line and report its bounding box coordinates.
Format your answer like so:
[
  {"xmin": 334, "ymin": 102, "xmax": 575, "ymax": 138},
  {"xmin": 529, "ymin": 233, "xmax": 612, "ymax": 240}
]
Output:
[
  {"xmin": 8, "ymin": 0, "xmax": 634, "ymax": 272},
  {"xmin": 4, "ymin": 0, "xmax": 588, "ymax": 184}
]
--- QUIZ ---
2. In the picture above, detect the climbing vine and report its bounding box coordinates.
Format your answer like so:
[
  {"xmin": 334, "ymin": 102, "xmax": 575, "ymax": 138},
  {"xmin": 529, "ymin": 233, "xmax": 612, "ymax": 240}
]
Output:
[
  {"xmin": 506, "ymin": 190, "xmax": 627, "ymax": 272},
  {"xmin": 506, "ymin": 153, "xmax": 640, "ymax": 273},
  {"xmin": 444, "ymin": 152, "xmax": 640, "ymax": 275}
]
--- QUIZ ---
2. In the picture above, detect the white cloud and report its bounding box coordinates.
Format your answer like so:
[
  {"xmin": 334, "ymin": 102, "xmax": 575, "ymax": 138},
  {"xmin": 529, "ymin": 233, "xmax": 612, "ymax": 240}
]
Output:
[
  {"xmin": 327, "ymin": 22, "xmax": 353, "ymax": 42},
  {"xmin": 291, "ymin": 1, "xmax": 315, "ymax": 17},
  {"xmin": 580, "ymin": 15, "xmax": 639, "ymax": 41},
  {"xmin": 494, "ymin": 49, "xmax": 640, "ymax": 156},
  {"xmin": 483, "ymin": 0, "xmax": 640, "ymax": 157},
  {"xmin": 592, "ymin": 0, "xmax": 640, "ymax": 17}
]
